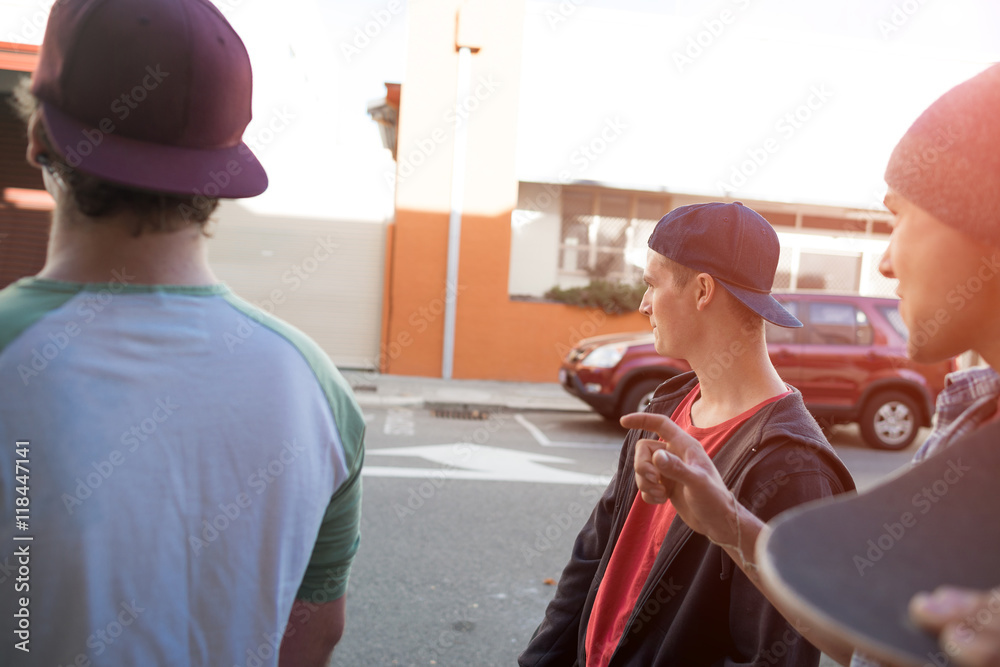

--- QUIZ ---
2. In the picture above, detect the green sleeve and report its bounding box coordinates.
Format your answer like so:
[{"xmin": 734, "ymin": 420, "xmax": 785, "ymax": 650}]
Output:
[
  {"xmin": 0, "ymin": 279, "xmax": 80, "ymax": 354},
  {"xmin": 221, "ymin": 292, "xmax": 366, "ymax": 602}
]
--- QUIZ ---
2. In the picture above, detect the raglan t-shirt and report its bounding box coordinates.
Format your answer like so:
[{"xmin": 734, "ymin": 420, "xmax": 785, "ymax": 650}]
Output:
[
  {"xmin": 0, "ymin": 277, "xmax": 365, "ymax": 667},
  {"xmin": 585, "ymin": 383, "xmax": 792, "ymax": 667}
]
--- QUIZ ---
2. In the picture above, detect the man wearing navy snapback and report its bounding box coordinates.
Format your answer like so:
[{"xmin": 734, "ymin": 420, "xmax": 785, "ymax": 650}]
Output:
[
  {"xmin": 0, "ymin": 1, "xmax": 363, "ymax": 665},
  {"xmin": 520, "ymin": 201, "xmax": 854, "ymax": 666}
]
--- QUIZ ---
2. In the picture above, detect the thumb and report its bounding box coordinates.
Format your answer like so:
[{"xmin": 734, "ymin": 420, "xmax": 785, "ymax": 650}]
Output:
[{"xmin": 651, "ymin": 448, "xmax": 704, "ymax": 488}]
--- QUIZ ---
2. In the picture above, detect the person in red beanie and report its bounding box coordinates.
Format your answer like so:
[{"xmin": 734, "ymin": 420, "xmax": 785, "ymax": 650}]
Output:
[
  {"xmin": 0, "ymin": 1, "xmax": 363, "ymax": 665},
  {"xmin": 850, "ymin": 61, "xmax": 1000, "ymax": 667},
  {"xmin": 629, "ymin": 63, "xmax": 1000, "ymax": 667}
]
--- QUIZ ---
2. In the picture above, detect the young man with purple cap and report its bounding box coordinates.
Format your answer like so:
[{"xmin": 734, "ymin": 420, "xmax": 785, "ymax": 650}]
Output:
[
  {"xmin": 624, "ymin": 65, "xmax": 1000, "ymax": 667},
  {"xmin": 0, "ymin": 1, "xmax": 363, "ymax": 665},
  {"xmin": 520, "ymin": 201, "xmax": 855, "ymax": 666}
]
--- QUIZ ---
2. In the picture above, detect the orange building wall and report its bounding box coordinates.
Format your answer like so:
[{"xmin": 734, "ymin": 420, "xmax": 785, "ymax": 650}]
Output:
[
  {"xmin": 382, "ymin": 0, "xmax": 650, "ymax": 382},
  {"xmin": 383, "ymin": 204, "xmax": 650, "ymax": 382},
  {"xmin": 452, "ymin": 212, "xmax": 649, "ymax": 381}
]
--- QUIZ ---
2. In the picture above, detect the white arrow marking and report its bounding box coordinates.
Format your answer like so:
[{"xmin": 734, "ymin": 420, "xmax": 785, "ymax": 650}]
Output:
[{"xmin": 364, "ymin": 443, "xmax": 612, "ymax": 485}]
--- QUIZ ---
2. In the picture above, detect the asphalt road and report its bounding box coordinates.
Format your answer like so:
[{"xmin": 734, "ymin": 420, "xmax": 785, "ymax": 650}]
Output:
[{"xmin": 332, "ymin": 407, "xmax": 923, "ymax": 666}]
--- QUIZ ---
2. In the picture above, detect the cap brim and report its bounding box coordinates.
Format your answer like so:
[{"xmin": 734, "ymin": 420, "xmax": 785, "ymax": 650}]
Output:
[
  {"xmin": 716, "ymin": 279, "xmax": 803, "ymax": 328},
  {"xmin": 40, "ymin": 102, "xmax": 268, "ymax": 199}
]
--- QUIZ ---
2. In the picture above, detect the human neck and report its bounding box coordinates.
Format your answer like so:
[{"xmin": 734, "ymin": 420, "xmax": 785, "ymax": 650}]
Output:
[
  {"xmin": 687, "ymin": 335, "xmax": 787, "ymax": 429},
  {"xmin": 37, "ymin": 206, "xmax": 218, "ymax": 286}
]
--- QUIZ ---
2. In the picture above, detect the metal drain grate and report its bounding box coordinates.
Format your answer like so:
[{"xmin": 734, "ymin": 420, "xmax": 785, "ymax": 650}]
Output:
[{"xmin": 427, "ymin": 403, "xmax": 495, "ymax": 420}]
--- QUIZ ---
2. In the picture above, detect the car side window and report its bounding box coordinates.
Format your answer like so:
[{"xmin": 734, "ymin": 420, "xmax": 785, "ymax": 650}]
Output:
[
  {"xmin": 765, "ymin": 301, "xmax": 799, "ymax": 344},
  {"xmin": 876, "ymin": 304, "xmax": 909, "ymax": 341},
  {"xmin": 805, "ymin": 302, "xmax": 873, "ymax": 345}
]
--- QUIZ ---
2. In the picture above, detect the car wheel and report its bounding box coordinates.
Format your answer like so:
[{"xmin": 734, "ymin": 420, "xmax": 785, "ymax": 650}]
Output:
[
  {"xmin": 620, "ymin": 379, "xmax": 664, "ymax": 419},
  {"xmin": 860, "ymin": 391, "xmax": 920, "ymax": 450}
]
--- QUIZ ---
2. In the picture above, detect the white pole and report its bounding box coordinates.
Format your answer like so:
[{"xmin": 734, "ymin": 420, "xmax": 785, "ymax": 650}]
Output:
[{"xmin": 442, "ymin": 46, "xmax": 472, "ymax": 379}]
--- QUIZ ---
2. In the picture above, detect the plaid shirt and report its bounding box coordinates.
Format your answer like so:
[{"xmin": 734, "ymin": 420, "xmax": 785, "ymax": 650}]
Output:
[{"xmin": 850, "ymin": 366, "xmax": 1000, "ymax": 667}]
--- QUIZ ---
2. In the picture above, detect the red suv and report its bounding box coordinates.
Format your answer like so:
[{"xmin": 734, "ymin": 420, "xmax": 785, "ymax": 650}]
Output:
[{"xmin": 558, "ymin": 293, "xmax": 957, "ymax": 450}]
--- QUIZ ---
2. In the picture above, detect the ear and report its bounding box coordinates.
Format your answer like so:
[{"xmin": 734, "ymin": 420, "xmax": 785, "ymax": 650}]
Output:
[
  {"xmin": 693, "ymin": 273, "xmax": 717, "ymax": 311},
  {"xmin": 25, "ymin": 109, "xmax": 48, "ymax": 169}
]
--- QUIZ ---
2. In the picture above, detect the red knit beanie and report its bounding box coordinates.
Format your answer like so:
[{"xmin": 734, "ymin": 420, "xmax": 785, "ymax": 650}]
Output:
[{"xmin": 884, "ymin": 63, "xmax": 1000, "ymax": 248}]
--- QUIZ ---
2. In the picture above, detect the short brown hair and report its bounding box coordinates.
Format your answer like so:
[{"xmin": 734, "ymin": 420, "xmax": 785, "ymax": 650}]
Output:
[
  {"xmin": 11, "ymin": 78, "xmax": 218, "ymax": 235},
  {"xmin": 665, "ymin": 257, "xmax": 764, "ymax": 334}
]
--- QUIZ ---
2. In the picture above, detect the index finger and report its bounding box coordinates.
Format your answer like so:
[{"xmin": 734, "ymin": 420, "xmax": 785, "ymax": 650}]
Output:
[{"xmin": 620, "ymin": 411, "xmax": 700, "ymax": 456}]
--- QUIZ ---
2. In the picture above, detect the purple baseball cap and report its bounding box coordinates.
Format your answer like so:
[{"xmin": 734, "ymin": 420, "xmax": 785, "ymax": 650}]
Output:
[
  {"xmin": 648, "ymin": 201, "xmax": 802, "ymax": 328},
  {"xmin": 31, "ymin": 0, "xmax": 267, "ymax": 198}
]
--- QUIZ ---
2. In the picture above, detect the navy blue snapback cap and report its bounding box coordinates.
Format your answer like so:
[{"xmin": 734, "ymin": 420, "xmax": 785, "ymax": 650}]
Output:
[{"xmin": 648, "ymin": 201, "xmax": 802, "ymax": 328}]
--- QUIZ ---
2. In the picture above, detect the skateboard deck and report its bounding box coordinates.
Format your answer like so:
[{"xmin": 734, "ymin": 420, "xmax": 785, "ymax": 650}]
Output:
[{"xmin": 757, "ymin": 420, "xmax": 1000, "ymax": 667}]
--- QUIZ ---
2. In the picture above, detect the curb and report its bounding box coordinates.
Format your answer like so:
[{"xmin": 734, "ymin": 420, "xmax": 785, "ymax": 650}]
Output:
[{"xmin": 351, "ymin": 392, "xmax": 592, "ymax": 414}]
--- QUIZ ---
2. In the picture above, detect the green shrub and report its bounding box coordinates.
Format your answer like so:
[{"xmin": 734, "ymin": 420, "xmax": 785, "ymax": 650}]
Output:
[{"xmin": 544, "ymin": 280, "xmax": 646, "ymax": 315}]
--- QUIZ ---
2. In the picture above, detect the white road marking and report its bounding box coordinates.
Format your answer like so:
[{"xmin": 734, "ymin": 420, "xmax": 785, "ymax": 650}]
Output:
[
  {"xmin": 365, "ymin": 443, "xmax": 612, "ymax": 485},
  {"xmin": 514, "ymin": 414, "xmax": 620, "ymax": 450},
  {"xmin": 514, "ymin": 414, "xmax": 551, "ymax": 445},
  {"xmin": 383, "ymin": 407, "xmax": 415, "ymax": 436}
]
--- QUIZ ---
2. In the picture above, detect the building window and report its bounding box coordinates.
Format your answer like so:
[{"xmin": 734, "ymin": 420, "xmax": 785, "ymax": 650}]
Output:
[
  {"xmin": 558, "ymin": 188, "xmax": 670, "ymax": 284},
  {"xmin": 798, "ymin": 251, "xmax": 862, "ymax": 292}
]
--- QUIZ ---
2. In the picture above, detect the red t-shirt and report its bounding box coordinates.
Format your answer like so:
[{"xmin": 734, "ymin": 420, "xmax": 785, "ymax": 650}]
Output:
[{"xmin": 584, "ymin": 383, "xmax": 791, "ymax": 667}]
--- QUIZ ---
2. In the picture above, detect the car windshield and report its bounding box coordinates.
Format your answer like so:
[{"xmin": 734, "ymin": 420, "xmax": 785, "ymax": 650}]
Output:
[{"xmin": 877, "ymin": 304, "xmax": 908, "ymax": 341}]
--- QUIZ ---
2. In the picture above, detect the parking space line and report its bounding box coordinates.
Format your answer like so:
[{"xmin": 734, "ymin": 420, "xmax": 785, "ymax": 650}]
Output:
[
  {"xmin": 514, "ymin": 414, "xmax": 620, "ymax": 451},
  {"xmin": 514, "ymin": 414, "xmax": 551, "ymax": 446}
]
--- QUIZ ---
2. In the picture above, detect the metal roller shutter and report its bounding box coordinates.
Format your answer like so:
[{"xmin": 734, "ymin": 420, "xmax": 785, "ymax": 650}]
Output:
[
  {"xmin": 209, "ymin": 201, "xmax": 386, "ymax": 369},
  {"xmin": 0, "ymin": 93, "xmax": 51, "ymax": 289}
]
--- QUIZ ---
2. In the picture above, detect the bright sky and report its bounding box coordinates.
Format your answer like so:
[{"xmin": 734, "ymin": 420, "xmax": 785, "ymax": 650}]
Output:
[
  {"xmin": 3, "ymin": 0, "xmax": 998, "ymax": 215},
  {"xmin": 516, "ymin": 0, "xmax": 1000, "ymax": 210}
]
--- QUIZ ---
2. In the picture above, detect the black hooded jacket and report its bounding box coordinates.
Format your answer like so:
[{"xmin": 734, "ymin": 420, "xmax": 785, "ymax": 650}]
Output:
[{"xmin": 519, "ymin": 372, "xmax": 856, "ymax": 667}]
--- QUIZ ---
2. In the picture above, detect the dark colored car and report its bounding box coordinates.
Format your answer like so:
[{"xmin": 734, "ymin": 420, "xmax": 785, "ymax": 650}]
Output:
[{"xmin": 558, "ymin": 293, "xmax": 957, "ymax": 450}]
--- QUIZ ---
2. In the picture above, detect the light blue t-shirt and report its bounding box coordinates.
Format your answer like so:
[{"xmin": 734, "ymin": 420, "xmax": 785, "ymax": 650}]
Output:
[{"xmin": 0, "ymin": 277, "xmax": 365, "ymax": 667}]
